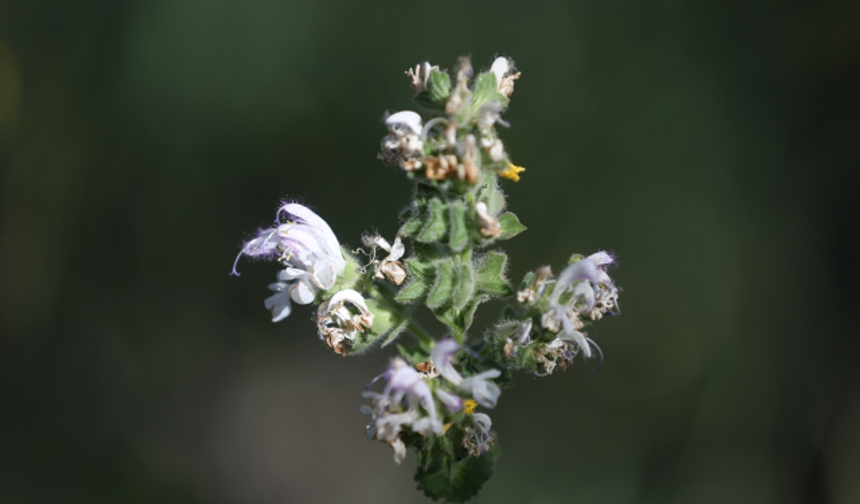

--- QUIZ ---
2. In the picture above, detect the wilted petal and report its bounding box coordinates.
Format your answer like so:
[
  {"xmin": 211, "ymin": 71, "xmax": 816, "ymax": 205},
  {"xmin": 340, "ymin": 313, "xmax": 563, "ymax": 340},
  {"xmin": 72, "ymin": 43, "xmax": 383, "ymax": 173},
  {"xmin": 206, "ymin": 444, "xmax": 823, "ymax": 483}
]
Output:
[
  {"xmin": 388, "ymin": 236, "xmax": 405, "ymax": 261},
  {"xmin": 390, "ymin": 438, "xmax": 406, "ymax": 465}
]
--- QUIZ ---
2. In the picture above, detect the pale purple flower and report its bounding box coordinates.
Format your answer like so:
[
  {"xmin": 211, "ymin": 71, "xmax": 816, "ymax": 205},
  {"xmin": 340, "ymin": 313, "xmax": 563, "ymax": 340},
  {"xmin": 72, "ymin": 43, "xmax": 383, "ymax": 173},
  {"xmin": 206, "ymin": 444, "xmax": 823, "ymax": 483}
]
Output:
[
  {"xmin": 539, "ymin": 252, "xmax": 620, "ymax": 358},
  {"xmin": 431, "ymin": 339, "xmax": 502, "ymax": 408},
  {"xmin": 360, "ymin": 356, "xmax": 448, "ymax": 464},
  {"xmin": 233, "ymin": 203, "xmax": 346, "ymax": 321}
]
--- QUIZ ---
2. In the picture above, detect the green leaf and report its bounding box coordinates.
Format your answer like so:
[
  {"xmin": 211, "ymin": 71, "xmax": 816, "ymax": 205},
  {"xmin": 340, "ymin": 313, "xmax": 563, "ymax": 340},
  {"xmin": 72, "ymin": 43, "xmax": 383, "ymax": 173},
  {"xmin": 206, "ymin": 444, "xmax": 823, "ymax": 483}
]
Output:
[
  {"xmin": 400, "ymin": 212, "xmax": 424, "ymax": 237},
  {"xmin": 448, "ymin": 200, "xmax": 469, "ymax": 252},
  {"xmin": 414, "ymin": 69, "xmax": 451, "ymax": 111},
  {"xmin": 475, "ymin": 251, "xmax": 513, "ymax": 297},
  {"xmin": 495, "ymin": 212, "xmax": 527, "ymax": 240},
  {"xmin": 415, "ymin": 431, "xmax": 496, "ymax": 503},
  {"xmin": 417, "ymin": 198, "xmax": 448, "ymax": 243},
  {"xmin": 426, "ymin": 258, "xmax": 455, "ymax": 308},
  {"xmin": 471, "ymin": 72, "xmax": 509, "ymax": 113},
  {"xmin": 451, "ymin": 261, "xmax": 475, "ymax": 311},
  {"xmin": 395, "ymin": 258, "xmax": 436, "ymax": 303},
  {"xmin": 433, "ymin": 294, "xmax": 489, "ymax": 339}
]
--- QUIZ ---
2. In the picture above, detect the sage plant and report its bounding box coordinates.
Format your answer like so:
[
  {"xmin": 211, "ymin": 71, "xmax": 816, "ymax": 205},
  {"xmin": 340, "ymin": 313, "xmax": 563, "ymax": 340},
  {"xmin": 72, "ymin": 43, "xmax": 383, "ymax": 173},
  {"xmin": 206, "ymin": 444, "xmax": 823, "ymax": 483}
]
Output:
[{"xmin": 233, "ymin": 55, "xmax": 621, "ymax": 503}]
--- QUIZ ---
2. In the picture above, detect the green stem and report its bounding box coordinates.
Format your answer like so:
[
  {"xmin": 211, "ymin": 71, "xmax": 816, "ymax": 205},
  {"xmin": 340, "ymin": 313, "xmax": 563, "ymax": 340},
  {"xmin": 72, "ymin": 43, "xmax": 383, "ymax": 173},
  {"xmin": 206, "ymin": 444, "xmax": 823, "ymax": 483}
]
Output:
[{"xmin": 407, "ymin": 321, "xmax": 433, "ymax": 347}]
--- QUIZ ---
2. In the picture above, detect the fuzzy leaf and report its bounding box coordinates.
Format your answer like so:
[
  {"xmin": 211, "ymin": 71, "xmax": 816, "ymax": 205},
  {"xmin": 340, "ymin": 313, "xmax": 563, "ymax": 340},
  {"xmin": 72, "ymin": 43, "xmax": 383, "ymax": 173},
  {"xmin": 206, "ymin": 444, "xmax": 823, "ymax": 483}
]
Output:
[
  {"xmin": 471, "ymin": 72, "xmax": 509, "ymax": 113},
  {"xmin": 400, "ymin": 212, "xmax": 424, "ymax": 237},
  {"xmin": 395, "ymin": 258, "xmax": 436, "ymax": 303},
  {"xmin": 433, "ymin": 294, "xmax": 489, "ymax": 338},
  {"xmin": 426, "ymin": 258, "xmax": 455, "ymax": 308},
  {"xmin": 414, "ymin": 69, "xmax": 451, "ymax": 111},
  {"xmin": 415, "ymin": 432, "xmax": 496, "ymax": 503},
  {"xmin": 448, "ymin": 200, "xmax": 469, "ymax": 252},
  {"xmin": 476, "ymin": 176, "xmax": 506, "ymax": 215},
  {"xmin": 451, "ymin": 261, "xmax": 475, "ymax": 311},
  {"xmin": 496, "ymin": 212, "xmax": 527, "ymax": 240},
  {"xmin": 475, "ymin": 251, "xmax": 513, "ymax": 297},
  {"xmin": 417, "ymin": 198, "xmax": 448, "ymax": 243}
]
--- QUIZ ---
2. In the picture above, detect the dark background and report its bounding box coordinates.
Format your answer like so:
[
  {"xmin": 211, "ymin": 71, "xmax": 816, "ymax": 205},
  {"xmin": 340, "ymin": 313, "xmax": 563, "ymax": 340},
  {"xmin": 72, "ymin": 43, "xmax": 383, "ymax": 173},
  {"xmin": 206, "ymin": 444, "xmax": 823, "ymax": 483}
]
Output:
[{"xmin": 1, "ymin": 1, "xmax": 858, "ymax": 503}]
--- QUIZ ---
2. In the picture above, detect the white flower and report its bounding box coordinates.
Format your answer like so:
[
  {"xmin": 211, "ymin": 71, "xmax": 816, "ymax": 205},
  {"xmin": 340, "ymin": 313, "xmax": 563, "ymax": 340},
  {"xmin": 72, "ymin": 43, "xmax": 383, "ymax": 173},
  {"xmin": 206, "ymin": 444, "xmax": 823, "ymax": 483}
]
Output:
[
  {"xmin": 234, "ymin": 203, "xmax": 346, "ymax": 322},
  {"xmin": 317, "ymin": 289, "xmax": 375, "ymax": 355},
  {"xmin": 385, "ymin": 110, "xmax": 423, "ymax": 136},
  {"xmin": 378, "ymin": 111, "xmax": 425, "ymax": 169},
  {"xmin": 362, "ymin": 234, "xmax": 406, "ymax": 285},
  {"xmin": 431, "ymin": 340, "xmax": 502, "ymax": 408}
]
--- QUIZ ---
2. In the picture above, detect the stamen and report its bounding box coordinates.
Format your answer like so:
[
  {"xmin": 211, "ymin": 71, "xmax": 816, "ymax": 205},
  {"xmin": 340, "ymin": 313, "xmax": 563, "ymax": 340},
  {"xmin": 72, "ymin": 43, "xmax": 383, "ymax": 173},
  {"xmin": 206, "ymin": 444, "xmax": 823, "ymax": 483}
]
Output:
[
  {"xmin": 364, "ymin": 371, "xmax": 386, "ymax": 391},
  {"xmin": 230, "ymin": 250, "xmax": 244, "ymax": 276},
  {"xmin": 586, "ymin": 338, "xmax": 604, "ymax": 372}
]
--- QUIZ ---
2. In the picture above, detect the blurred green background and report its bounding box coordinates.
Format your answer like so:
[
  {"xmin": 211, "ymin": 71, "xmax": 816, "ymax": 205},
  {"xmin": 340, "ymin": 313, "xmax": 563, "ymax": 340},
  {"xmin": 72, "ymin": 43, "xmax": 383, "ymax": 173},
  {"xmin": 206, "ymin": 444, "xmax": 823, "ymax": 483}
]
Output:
[{"xmin": 1, "ymin": 1, "xmax": 857, "ymax": 503}]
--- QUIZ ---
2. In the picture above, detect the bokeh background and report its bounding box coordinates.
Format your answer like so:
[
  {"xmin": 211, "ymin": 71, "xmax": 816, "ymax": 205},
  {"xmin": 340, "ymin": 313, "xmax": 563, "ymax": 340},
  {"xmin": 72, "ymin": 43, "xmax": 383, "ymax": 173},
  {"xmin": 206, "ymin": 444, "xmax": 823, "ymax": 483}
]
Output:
[{"xmin": 1, "ymin": 1, "xmax": 858, "ymax": 503}]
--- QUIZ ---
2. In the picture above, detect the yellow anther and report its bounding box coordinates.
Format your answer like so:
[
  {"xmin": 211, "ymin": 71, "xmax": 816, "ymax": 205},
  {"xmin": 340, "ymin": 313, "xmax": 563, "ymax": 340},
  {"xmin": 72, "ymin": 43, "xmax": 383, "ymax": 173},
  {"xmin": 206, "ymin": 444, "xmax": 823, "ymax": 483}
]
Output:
[
  {"xmin": 442, "ymin": 422, "xmax": 452, "ymax": 434},
  {"xmin": 278, "ymin": 251, "xmax": 294, "ymax": 263},
  {"xmin": 499, "ymin": 163, "xmax": 525, "ymax": 182},
  {"xmin": 464, "ymin": 399, "xmax": 478, "ymax": 414}
]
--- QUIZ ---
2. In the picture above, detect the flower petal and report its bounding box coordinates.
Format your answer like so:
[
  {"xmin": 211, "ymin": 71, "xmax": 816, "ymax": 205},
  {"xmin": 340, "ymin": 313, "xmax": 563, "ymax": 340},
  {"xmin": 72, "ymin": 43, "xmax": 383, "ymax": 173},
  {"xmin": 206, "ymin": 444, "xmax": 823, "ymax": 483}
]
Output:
[
  {"xmin": 385, "ymin": 110, "xmax": 423, "ymax": 136},
  {"xmin": 263, "ymin": 288, "xmax": 292, "ymax": 322},
  {"xmin": 289, "ymin": 280, "xmax": 317, "ymax": 304}
]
